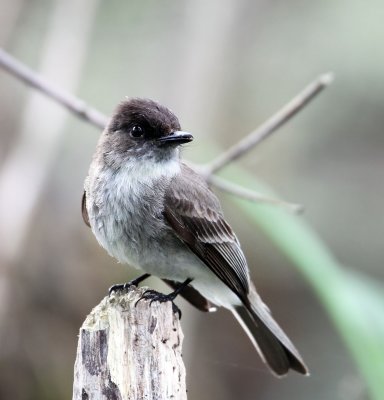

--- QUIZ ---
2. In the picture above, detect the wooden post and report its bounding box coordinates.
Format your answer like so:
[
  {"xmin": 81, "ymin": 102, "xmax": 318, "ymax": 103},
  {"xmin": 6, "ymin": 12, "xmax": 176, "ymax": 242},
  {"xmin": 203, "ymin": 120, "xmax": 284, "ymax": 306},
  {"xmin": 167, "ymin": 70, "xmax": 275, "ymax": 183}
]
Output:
[{"xmin": 72, "ymin": 287, "xmax": 187, "ymax": 400}]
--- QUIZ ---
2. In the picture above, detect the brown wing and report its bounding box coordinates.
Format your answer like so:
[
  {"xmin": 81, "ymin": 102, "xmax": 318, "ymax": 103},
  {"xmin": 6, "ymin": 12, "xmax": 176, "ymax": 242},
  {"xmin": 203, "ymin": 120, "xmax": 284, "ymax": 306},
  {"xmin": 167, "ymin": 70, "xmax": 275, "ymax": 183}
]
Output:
[
  {"xmin": 163, "ymin": 164, "xmax": 250, "ymax": 303},
  {"xmin": 81, "ymin": 191, "xmax": 91, "ymax": 227}
]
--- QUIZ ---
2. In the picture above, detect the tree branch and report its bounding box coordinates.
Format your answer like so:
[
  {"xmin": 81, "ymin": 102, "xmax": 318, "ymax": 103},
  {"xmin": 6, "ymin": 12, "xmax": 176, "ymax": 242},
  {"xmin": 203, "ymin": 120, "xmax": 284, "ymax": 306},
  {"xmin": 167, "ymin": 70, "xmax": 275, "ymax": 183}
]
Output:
[
  {"xmin": 203, "ymin": 73, "xmax": 334, "ymax": 175},
  {"xmin": 208, "ymin": 175, "xmax": 303, "ymax": 213},
  {"xmin": 0, "ymin": 48, "xmax": 331, "ymax": 212},
  {"xmin": 0, "ymin": 48, "xmax": 108, "ymax": 129}
]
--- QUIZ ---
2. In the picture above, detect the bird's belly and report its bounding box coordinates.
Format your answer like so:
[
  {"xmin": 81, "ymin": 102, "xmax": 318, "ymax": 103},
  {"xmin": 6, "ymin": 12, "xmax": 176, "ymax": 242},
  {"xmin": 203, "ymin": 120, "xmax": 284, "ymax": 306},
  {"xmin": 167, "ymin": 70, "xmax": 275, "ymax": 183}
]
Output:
[
  {"xmin": 90, "ymin": 202, "xmax": 196, "ymax": 277},
  {"xmin": 91, "ymin": 211, "xmax": 162, "ymax": 271},
  {"xmin": 87, "ymin": 187, "xmax": 241, "ymax": 309},
  {"xmin": 93, "ymin": 213, "xmax": 240, "ymax": 307}
]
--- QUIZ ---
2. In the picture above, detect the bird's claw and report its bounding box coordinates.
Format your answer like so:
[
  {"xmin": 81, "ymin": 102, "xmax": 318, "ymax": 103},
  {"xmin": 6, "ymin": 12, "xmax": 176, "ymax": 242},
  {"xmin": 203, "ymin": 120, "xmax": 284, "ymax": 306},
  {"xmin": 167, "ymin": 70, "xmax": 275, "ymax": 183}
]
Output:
[
  {"xmin": 108, "ymin": 282, "xmax": 135, "ymax": 296},
  {"xmin": 109, "ymin": 274, "xmax": 151, "ymax": 296},
  {"xmin": 135, "ymin": 289, "xmax": 182, "ymax": 319}
]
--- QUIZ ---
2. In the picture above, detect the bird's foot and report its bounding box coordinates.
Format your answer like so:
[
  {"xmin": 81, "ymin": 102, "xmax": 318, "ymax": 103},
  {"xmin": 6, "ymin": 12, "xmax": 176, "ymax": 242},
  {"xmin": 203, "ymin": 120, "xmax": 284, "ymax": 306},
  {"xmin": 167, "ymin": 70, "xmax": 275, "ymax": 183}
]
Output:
[
  {"xmin": 108, "ymin": 282, "xmax": 134, "ymax": 296},
  {"xmin": 136, "ymin": 289, "xmax": 182, "ymax": 319},
  {"xmin": 109, "ymin": 273, "xmax": 151, "ymax": 296}
]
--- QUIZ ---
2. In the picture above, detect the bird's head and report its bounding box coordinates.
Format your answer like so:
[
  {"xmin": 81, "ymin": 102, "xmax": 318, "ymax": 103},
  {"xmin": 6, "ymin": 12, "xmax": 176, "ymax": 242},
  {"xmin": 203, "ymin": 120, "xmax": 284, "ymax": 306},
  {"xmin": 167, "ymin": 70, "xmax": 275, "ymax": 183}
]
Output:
[{"xmin": 99, "ymin": 98, "xmax": 193, "ymax": 167}]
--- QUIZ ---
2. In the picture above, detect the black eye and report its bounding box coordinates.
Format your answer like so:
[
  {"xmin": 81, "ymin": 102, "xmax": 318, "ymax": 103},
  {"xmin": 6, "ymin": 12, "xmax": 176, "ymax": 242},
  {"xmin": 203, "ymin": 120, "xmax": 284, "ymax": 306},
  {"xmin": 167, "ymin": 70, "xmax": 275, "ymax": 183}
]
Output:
[{"xmin": 130, "ymin": 125, "xmax": 144, "ymax": 138}]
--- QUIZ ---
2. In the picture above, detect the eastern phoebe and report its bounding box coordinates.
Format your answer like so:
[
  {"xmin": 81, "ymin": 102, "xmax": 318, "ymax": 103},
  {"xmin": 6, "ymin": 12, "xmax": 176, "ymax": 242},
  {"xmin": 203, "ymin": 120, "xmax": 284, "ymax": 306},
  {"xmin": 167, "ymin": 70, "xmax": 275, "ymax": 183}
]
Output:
[{"xmin": 82, "ymin": 98, "xmax": 308, "ymax": 376}]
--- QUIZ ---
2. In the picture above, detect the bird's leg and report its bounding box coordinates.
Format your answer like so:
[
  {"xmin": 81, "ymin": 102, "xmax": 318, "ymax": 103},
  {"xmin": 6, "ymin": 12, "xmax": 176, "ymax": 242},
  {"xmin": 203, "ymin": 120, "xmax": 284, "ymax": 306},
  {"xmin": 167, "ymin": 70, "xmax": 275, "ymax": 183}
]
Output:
[
  {"xmin": 109, "ymin": 273, "xmax": 151, "ymax": 295},
  {"xmin": 136, "ymin": 278, "xmax": 193, "ymax": 318}
]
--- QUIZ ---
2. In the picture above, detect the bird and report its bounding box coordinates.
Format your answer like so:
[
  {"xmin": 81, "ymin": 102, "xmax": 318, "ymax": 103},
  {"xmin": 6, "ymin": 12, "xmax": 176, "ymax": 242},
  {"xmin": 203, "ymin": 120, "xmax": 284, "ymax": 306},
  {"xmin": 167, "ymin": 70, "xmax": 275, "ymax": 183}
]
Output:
[{"xmin": 82, "ymin": 97, "xmax": 308, "ymax": 377}]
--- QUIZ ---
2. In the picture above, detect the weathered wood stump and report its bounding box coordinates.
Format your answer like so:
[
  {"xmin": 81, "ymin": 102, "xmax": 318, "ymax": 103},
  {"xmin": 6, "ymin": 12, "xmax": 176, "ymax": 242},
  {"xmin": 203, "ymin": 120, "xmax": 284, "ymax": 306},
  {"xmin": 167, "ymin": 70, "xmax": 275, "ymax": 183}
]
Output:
[{"xmin": 72, "ymin": 287, "xmax": 187, "ymax": 400}]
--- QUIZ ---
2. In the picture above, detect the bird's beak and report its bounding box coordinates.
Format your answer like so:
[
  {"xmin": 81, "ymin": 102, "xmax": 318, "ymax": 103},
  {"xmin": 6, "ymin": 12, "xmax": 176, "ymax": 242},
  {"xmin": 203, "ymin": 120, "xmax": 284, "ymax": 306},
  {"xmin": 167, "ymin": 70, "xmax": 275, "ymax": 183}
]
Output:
[{"xmin": 158, "ymin": 131, "xmax": 194, "ymax": 145}]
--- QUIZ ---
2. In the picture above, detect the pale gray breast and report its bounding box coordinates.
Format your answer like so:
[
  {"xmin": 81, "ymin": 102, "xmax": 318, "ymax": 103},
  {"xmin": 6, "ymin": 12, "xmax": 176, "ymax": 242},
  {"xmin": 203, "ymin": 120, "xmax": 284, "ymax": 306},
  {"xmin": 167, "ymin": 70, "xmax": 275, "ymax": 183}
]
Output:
[{"xmin": 85, "ymin": 164, "xmax": 171, "ymax": 268}]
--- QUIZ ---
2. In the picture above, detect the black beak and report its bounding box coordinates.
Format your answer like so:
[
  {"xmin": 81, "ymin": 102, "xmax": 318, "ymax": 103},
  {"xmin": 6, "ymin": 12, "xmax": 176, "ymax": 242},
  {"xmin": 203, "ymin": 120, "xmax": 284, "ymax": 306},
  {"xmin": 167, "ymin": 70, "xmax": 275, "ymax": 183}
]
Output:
[{"xmin": 158, "ymin": 131, "xmax": 194, "ymax": 145}]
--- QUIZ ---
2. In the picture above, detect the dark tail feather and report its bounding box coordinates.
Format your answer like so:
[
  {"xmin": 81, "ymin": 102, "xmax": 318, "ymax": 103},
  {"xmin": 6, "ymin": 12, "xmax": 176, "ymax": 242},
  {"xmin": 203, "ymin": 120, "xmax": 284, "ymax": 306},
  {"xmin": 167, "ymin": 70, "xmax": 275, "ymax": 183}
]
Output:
[{"xmin": 233, "ymin": 297, "xmax": 309, "ymax": 376}]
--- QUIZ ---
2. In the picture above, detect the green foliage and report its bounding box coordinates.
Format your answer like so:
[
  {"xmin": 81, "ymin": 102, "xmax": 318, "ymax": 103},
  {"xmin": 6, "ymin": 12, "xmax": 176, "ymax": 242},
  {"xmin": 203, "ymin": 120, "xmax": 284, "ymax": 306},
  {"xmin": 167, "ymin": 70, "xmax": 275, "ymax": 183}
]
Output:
[{"xmin": 224, "ymin": 168, "xmax": 384, "ymax": 400}]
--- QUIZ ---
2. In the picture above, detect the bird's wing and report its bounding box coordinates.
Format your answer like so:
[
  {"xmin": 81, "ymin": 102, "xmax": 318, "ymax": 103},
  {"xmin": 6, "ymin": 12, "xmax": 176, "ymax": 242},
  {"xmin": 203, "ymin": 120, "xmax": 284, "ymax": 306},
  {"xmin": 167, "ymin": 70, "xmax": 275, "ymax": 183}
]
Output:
[
  {"xmin": 81, "ymin": 191, "xmax": 91, "ymax": 227},
  {"xmin": 163, "ymin": 164, "xmax": 250, "ymax": 302}
]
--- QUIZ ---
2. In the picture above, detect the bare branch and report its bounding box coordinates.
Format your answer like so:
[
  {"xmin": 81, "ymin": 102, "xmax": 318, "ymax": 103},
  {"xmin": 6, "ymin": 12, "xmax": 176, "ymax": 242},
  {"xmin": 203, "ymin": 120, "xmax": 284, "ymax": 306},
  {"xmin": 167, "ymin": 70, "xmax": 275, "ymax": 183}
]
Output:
[
  {"xmin": 0, "ymin": 49, "xmax": 326, "ymax": 212},
  {"xmin": 208, "ymin": 175, "xmax": 303, "ymax": 213},
  {"xmin": 203, "ymin": 73, "xmax": 334, "ymax": 175},
  {"xmin": 0, "ymin": 48, "xmax": 108, "ymax": 129}
]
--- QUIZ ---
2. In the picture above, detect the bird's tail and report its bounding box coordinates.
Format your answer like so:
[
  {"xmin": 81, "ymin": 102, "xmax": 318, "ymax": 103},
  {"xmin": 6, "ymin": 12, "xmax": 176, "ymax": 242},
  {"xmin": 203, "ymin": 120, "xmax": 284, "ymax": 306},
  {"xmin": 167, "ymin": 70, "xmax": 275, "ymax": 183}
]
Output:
[{"xmin": 232, "ymin": 286, "xmax": 309, "ymax": 377}]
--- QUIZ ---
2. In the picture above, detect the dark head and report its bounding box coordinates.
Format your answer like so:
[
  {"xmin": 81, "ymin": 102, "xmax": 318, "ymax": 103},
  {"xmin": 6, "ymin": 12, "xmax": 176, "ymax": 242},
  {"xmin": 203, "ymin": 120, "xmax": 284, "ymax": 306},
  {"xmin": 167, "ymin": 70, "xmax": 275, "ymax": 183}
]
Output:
[{"xmin": 99, "ymin": 98, "xmax": 193, "ymax": 167}]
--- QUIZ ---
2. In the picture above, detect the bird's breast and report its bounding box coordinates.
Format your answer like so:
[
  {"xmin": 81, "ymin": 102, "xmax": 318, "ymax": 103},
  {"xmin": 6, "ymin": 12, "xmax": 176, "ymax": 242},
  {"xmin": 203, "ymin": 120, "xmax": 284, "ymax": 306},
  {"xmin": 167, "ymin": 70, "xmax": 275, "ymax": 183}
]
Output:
[{"xmin": 85, "ymin": 164, "xmax": 170, "ymax": 269}]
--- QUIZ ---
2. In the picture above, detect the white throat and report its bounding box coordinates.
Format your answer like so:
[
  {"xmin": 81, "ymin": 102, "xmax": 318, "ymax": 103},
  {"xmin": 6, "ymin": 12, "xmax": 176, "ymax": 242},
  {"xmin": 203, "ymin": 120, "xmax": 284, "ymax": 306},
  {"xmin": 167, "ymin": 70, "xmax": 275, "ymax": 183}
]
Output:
[{"xmin": 113, "ymin": 152, "xmax": 181, "ymax": 192}]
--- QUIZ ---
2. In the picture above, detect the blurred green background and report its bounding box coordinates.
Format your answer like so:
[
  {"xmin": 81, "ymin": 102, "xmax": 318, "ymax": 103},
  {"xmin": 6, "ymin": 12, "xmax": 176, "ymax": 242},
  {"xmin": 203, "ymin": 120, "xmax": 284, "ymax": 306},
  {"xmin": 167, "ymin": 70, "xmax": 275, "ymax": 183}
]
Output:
[{"xmin": 0, "ymin": 1, "xmax": 383, "ymax": 399}]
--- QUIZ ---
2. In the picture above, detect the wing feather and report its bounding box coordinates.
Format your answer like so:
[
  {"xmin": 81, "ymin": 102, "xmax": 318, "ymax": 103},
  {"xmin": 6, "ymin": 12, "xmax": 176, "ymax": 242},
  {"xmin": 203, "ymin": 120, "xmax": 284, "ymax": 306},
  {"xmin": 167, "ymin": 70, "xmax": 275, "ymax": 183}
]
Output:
[{"xmin": 164, "ymin": 164, "xmax": 250, "ymax": 301}]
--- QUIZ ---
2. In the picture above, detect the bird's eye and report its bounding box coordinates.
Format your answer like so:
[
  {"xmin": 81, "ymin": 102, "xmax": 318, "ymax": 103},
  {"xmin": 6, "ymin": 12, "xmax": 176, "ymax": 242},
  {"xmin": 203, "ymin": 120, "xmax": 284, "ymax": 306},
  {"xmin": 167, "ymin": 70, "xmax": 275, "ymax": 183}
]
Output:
[{"xmin": 130, "ymin": 125, "xmax": 144, "ymax": 138}]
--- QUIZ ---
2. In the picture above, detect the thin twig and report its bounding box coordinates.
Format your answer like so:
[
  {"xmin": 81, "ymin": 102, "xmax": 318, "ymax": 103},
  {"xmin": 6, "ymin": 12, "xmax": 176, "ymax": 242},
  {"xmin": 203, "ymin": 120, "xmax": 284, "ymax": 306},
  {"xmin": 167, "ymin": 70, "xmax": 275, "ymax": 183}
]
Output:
[
  {"xmin": 0, "ymin": 48, "xmax": 108, "ymax": 129},
  {"xmin": 0, "ymin": 48, "xmax": 326, "ymax": 212},
  {"xmin": 208, "ymin": 175, "xmax": 303, "ymax": 213},
  {"xmin": 203, "ymin": 73, "xmax": 334, "ymax": 175}
]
